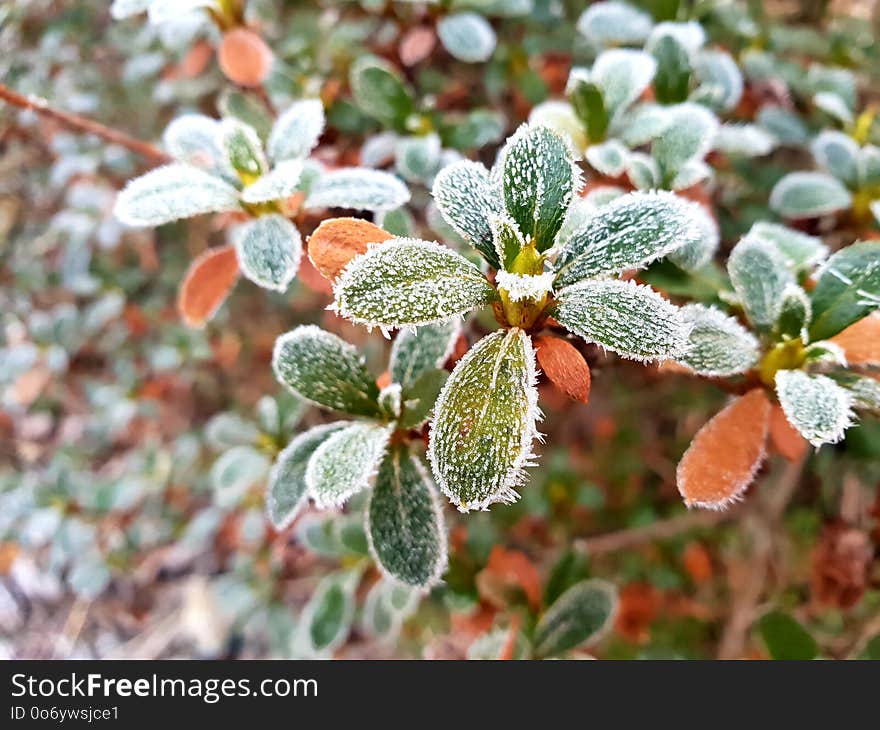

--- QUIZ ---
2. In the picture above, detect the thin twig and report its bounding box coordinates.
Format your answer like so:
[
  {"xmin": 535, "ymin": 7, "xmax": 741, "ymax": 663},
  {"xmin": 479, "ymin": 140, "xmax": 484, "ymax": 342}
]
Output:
[{"xmin": 0, "ymin": 83, "xmax": 171, "ymax": 164}]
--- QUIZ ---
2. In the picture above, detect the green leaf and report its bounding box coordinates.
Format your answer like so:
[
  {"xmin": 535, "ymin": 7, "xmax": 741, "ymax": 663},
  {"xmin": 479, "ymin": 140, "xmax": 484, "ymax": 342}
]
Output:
[
  {"xmin": 713, "ymin": 123, "xmax": 776, "ymax": 157},
  {"xmin": 241, "ymin": 160, "xmax": 304, "ymax": 204},
  {"xmin": 232, "ymin": 214, "xmax": 302, "ymax": 292},
  {"xmin": 390, "ymin": 320, "xmax": 461, "ymax": 389},
  {"xmin": 306, "ymin": 422, "xmax": 393, "ymax": 508},
  {"xmin": 577, "ymin": 1, "xmax": 653, "ymax": 46},
  {"xmin": 211, "ymin": 446, "xmax": 270, "ymax": 508},
  {"xmin": 266, "ymin": 423, "xmax": 347, "ymax": 530},
  {"xmin": 677, "ymin": 304, "xmax": 760, "ymax": 376},
  {"xmin": 298, "ymin": 570, "xmax": 359, "ymax": 656},
  {"xmin": 218, "ymin": 89, "xmax": 273, "ymax": 141},
  {"xmin": 808, "ymin": 242, "xmax": 880, "ymax": 341},
  {"xmin": 162, "ymin": 114, "xmax": 229, "ymax": 177},
  {"xmin": 432, "ymin": 160, "xmax": 505, "ymax": 267},
  {"xmin": 776, "ymin": 370, "xmax": 853, "ymax": 447},
  {"xmin": 501, "ymin": 124, "xmax": 581, "ymax": 251},
  {"xmin": 620, "ymin": 103, "xmax": 671, "ymax": 147},
  {"xmin": 554, "ymin": 278, "xmax": 689, "ymax": 362},
  {"xmin": 585, "ymin": 139, "xmax": 629, "ymax": 177},
  {"xmin": 395, "ymin": 133, "xmax": 441, "ymax": 184},
  {"xmin": 811, "ymin": 130, "xmax": 859, "ymax": 186},
  {"xmin": 544, "ymin": 550, "xmax": 591, "ymax": 607},
  {"xmin": 219, "ymin": 119, "xmax": 267, "ymax": 178},
  {"xmin": 268, "ymin": 98, "xmax": 325, "ymax": 163},
  {"xmin": 652, "ymin": 103, "xmax": 719, "ymax": 183},
  {"xmin": 666, "ymin": 200, "xmax": 719, "ymax": 271},
  {"xmin": 399, "ymin": 369, "xmax": 449, "ymax": 429},
  {"xmin": 727, "ymin": 233, "xmax": 795, "ymax": 328},
  {"xmin": 272, "ymin": 325, "xmax": 381, "ymax": 417},
  {"xmin": 569, "ymin": 77, "xmax": 609, "ymax": 143},
  {"xmin": 769, "ymin": 172, "xmax": 852, "ymax": 219},
  {"xmin": 776, "ymin": 285, "xmax": 811, "ymax": 341},
  {"xmin": 650, "ymin": 33, "xmax": 692, "ymax": 105},
  {"xmin": 490, "ymin": 213, "xmax": 528, "ymax": 271},
  {"xmin": 758, "ymin": 611, "xmax": 818, "ymax": 660},
  {"xmin": 429, "ymin": 329, "xmax": 539, "ymax": 512},
  {"xmin": 691, "ymin": 49, "xmax": 743, "ymax": 113},
  {"xmin": 534, "ymin": 579, "xmax": 617, "ymax": 658},
  {"xmin": 835, "ymin": 373, "xmax": 880, "ymax": 414},
  {"xmin": 114, "ymin": 164, "xmax": 241, "ymax": 227},
  {"xmin": 625, "ymin": 152, "xmax": 661, "ymax": 189},
  {"xmin": 555, "ymin": 190, "xmax": 703, "ymax": 285},
  {"xmin": 747, "ymin": 222, "xmax": 828, "ymax": 272},
  {"xmin": 590, "ymin": 49, "xmax": 657, "ymax": 121},
  {"xmin": 367, "ymin": 444, "xmax": 447, "ymax": 589},
  {"xmin": 437, "ymin": 12, "xmax": 497, "ymax": 64},
  {"xmin": 349, "ymin": 56, "xmax": 414, "ymax": 132},
  {"xmin": 333, "ymin": 238, "xmax": 496, "ymax": 329},
  {"xmin": 305, "ymin": 168, "xmax": 410, "ymax": 212}
]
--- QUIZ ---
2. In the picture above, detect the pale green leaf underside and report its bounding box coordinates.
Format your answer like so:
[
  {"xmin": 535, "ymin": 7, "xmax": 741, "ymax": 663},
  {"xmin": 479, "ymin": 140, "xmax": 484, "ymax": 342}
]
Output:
[{"xmin": 437, "ymin": 12, "xmax": 497, "ymax": 63}]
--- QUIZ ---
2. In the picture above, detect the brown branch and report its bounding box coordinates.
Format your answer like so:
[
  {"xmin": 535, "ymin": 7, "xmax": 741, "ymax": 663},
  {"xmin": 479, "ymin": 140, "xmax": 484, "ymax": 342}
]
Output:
[{"xmin": 0, "ymin": 83, "xmax": 171, "ymax": 165}]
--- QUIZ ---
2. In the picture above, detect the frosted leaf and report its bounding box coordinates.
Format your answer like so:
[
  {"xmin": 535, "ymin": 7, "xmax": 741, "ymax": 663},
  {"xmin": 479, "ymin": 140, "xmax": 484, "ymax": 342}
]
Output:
[
  {"xmin": 814, "ymin": 91, "xmax": 853, "ymax": 126},
  {"xmin": 437, "ymin": 12, "xmax": 497, "ymax": 63},
  {"xmin": 576, "ymin": 2, "xmax": 653, "ymax": 46},
  {"xmin": 677, "ymin": 304, "xmax": 759, "ymax": 376},
  {"xmin": 728, "ymin": 233, "xmax": 795, "ymax": 328},
  {"xmin": 496, "ymin": 270, "xmax": 555, "ymax": 302},
  {"xmin": 468, "ymin": 627, "xmax": 532, "ymax": 660},
  {"xmin": 266, "ymin": 423, "xmax": 347, "ymax": 530},
  {"xmin": 114, "ymin": 164, "xmax": 241, "ymax": 227},
  {"xmin": 533, "ymin": 579, "xmax": 617, "ymax": 658},
  {"xmin": 211, "ymin": 446, "xmax": 269, "ymax": 509},
  {"xmin": 619, "ymin": 103, "xmax": 671, "ymax": 147},
  {"xmin": 625, "ymin": 152, "xmax": 660, "ymax": 190},
  {"xmin": 757, "ymin": 105, "xmax": 810, "ymax": 147},
  {"xmin": 555, "ymin": 190, "xmax": 703, "ymax": 285},
  {"xmin": 305, "ymin": 168, "xmax": 410, "ymax": 212},
  {"xmin": 395, "ymin": 133, "xmax": 442, "ymax": 183},
  {"xmin": 554, "ymin": 278, "xmax": 689, "ymax": 362},
  {"xmin": 858, "ymin": 145, "xmax": 880, "ymax": 187},
  {"xmin": 390, "ymin": 319, "xmax": 461, "ymax": 390},
  {"xmin": 306, "ymin": 422, "xmax": 393, "ymax": 508},
  {"xmin": 691, "ymin": 49, "xmax": 743, "ymax": 112},
  {"xmin": 268, "ymin": 98, "xmax": 325, "ymax": 163},
  {"xmin": 361, "ymin": 132, "xmax": 399, "ymax": 168},
  {"xmin": 769, "ymin": 172, "xmax": 852, "ymax": 219},
  {"xmin": 748, "ymin": 222, "xmax": 828, "ymax": 271},
  {"xmin": 219, "ymin": 118, "xmax": 267, "ymax": 178},
  {"xmin": 669, "ymin": 159, "xmax": 712, "ymax": 190},
  {"xmin": 162, "ymin": 114, "xmax": 229, "ymax": 176},
  {"xmin": 776, "ymin": 285, "xmax": 811, "ymax": 342},
  {"xmin": 432, "ymin": 160, "xmax": 505, "ymax": 267},
  {"xmin": 836, "ymin": 374, "xmax": 880, "ymax": 414},
  {"xmin": 378, "ymin": 383, "xmax": 403, "ymax": 420},
  {"xmin": 501, "ymin": 123, "xmax": 582, "ymax": 251},
  {"xmin": 147, "ymin": 0, "xmax": 216, "ymax": 24},
  {"xmin": 272, "ymin": 325, "xmax": 381, "ymax": 417},
  {"xmin": 366, "ymin": 445, "xmax": 447, "ymax": 589},
  {"xmin": 582, "ymin": 185, "xmax": 626, "ymax": 208},
  {"xmin": 667, "ymin": 200, "xmax": 719, "ymax": 271},
  {"xmin": 528, "ymin": 101, "xmax": 588, "ymax": 156},
  {"xmin": 240, "ymin": 160, "xmax": 304, "ymax": 204},
  {"xmin": 646, "ymin": 21, "xmax": 705, "ymax": 53},
  {"xmin": 803, "ymin": 340, "xmax": 847, "ymax": 367},
  {"xmin": 590, "ymin": 49, "xmax": 657, "ymax": 120},
  {"xmin": 649, "ymin": 33, "xmax": 692, "ymax": 105},
  {"xmin": 872, "ymin": 201, "xmax": 880, "ymax": 225},
  {"xmin": 428, "ymin": 329, "xmax": 540, "ymax": 512},
  {"xmin": 811, "ymin": 130, "xmax": 859, "ymax": 186},
  {"xmin": 585, "ymin": 139, "xmax": 629, "ymax": 177},
  {"xmin": 296, "ymin": 570, "xmax": 359, "ymax": 656},
  {"xmin": 776, "ymin": 370, "xmax": 853, "ymax": 447},
  {"xmin": 652, "ymin": 103, "xmax": 719, "ymax": 182},
  {"xmin": 349, "ymin": 56, "xmax": 414, "ymax": 131},
  {"xmin": 376, "ymin": 206, "xmax": 416, "ymax": 237},
  {"xmin": 333, "ymin": 238, "xmax": 496, "ymax": 328},
  {"xmin": 809, "ymin": 241, "xmax": 880, "ymax": 341},
  {"xmin": 110, "ymin": 0, "xmax": 152, "ymax": 19},
  {"xmin": 232, "ymin": 214, "xmax": 301, "ymax": 292},
  {"xmin": 490, "ymin": 213, "xmax": 527, "ymax": 271},
  {"xmin": 713, "ymin": 123, "xmax": 776, "ymax": 157}
]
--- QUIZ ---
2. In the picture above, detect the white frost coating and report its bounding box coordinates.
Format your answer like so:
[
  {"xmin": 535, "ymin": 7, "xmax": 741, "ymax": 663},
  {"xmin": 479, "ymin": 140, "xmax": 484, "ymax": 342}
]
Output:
[
  {"xmin": 810, "ymin": 130, "xmax": 860, "ymax": 186},
  {"xmin": 590, "ymin": 49, "xmax": 657, "ymax": 120},
  {"xmin": 669, "ymin": 160, "xmax": 712, "ymax": 191},
  {"xmin": 769, "ymin": 171, "xmax": 853, "ymax": 218},
  {"xmin": 147, "ymin": 0, "xmax": 217, "ymax": 24},
  {"xmin": 528, "ymin": 101, "xmax": 589, "ymax": 156},
  {"xmin": 713, "ymin": 123, "xmax": 777, "ymax": 157},
  {"xmin": 232, "ymin": 214, "xmax": 302, "ymax": 292},
  {"xmin": 268, "ymin": 98, "xmax": 325, "ymax": 163},
  {"xmin": 814, "ymin": 91, "xmax": 854, "ymax": 126},
  {"xmin": 576, "ymin": 2, "xmax": 653, "ymax": 46},
  {"xmin": 395, "ymin": 133, "xmax": 442, "ymax": 183},
  {"xmin": 489, "ymin": 212, "xmax": 527, "ymax": 269},
  {"xmin": 114, "ymin": 164, "xmax": 241, "ymax": 227},
  {"xmin": 804, "ymin": 340, "xmax": 847, "ymax": 367},
  {"xmin": 437, "ymin": 12, "xmax": 497, "ymax": 64},
  {"xmin": 496, "ymin": 270, "xmax": 555, "ymax": 302},
  {"xmin": 585, "ymin": 139, "xmax": 630, "ymax": 177},
  {"xmin": 727, "ymin": 233, "xmax": 795, "ymax": 328},
  {"xmin": 620, "ymin": 103, "xmax": 671, "ymax": 147},
  {"xmin": 677, "ymin": 304, "xmax": 759, "ymax": 376},
  {"xmin": 652, "ymin": 103, "xmax": 719, "ymax": 178},
  {"xmin": 646, "ymin": 21, "xmax": 706, "ymax": 53},
  {"xmin": 668, "ymin": 199, "xmax": 719, "ymax": 271},
  {"xmin": 428, "ymin": 329, "xmax": 542, "ymax": 512},
  {"xmin": 305, "ymin": 422, "xmax": 393, "ymax": 508},
  {"xmin": 333, "ymin": 238, "xmax": 495, "ymax": 329},
  {"xmin": 162, "ymin": 114, "xmax": 225, "ymax": 171},
  {"xmin": 554, "ymin": 278, "xmax": 691, "ymax": 362},
  {"xmin": 625, "ymin": 152, "xmax": 660, "ymax": 190},
  {"xmin": 305, "ymin": 168, "xmax": 411, "ymax": 212},
  {"xmin": 389, "ymin": 319, "xmax": 461, "ymax": 389},
  {"xmin": 748, "ymin": 221, "xmax": 828, "ymax": 271},
  {"xmin": 378, "ymin": 383, "xmax": 403, "ymax": 419},
  {"xmin": 692, "ymin": 49, "xmax": 744, "ymax": 112},
  {"xmin": 776, "ymin": 370, "xmax": 854, "ymax": 447},
  {"xmin": 241, "ymin": 160, "xmax": 304, "ymax": 204}
]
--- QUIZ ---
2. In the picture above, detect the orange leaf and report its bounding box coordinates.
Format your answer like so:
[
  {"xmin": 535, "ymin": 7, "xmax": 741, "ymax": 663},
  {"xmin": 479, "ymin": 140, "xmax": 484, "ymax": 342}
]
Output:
[
  {"xmin": 769, "ymin": 403, "xmax": 808, "ymax": 462},
  {"xmin": 399, "ymin": 26, "xmax": 436, "ymax": 67},
  {"xmin": 533, "ymin": 335, "xmax": 591, "ymax": 404},
  {"xmin": 177, "ymin": 245, "xmax": 239, "ymax": 329},
  {"xmin": 676, "ymin": 388, "xmax": 771, "ymax": 509},
  {"xmin": 218, "ymin": 28, "xmax": 274, "ymax": 87},
  {"xmin": 682, "ymin": 541, "xmax": 713, "ymax": 585},
  {"xmin": 307, "ymin": 217, "xmax": 393, "ymax": 281},
  {"xmin": 828, "ymin": 314, "xmax": 880, "ymax": 365},
  {"xmin": 476, "ymin": 546, "xmax": 541, "ymax": 610}
]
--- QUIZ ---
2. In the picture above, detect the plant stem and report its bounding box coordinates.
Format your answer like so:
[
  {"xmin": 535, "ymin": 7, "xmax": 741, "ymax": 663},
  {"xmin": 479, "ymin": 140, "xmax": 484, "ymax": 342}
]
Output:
[{"xmin": 0, "ymin": 83, "xmax": 171, "ymax": 165}]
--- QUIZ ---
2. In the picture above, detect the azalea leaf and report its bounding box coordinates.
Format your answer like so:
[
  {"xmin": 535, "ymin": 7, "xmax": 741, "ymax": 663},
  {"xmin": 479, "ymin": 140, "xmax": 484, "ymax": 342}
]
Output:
[
  {"xmin": 678, "ymin": 304, "xmax": 760, "ymax": 376},
  {"xmin": 691, "ymin": 49, "xmax": 743, "ymax": 112},
  {"xmin": 811, "ymin": 130, "xmax": 859, "ymax": 186},
  {"xmin": 727, "ymin": 233, "xmax": 794, "ymax": 328},
  {"xmin": 769, "ymin": 172, "xmax": 852, "ymax": 219},
  {"xmin": 590, "ymin": 49, "xmax": 657, "ymax": 120},
  {"xmin": 177, "ymin": 245, "xmax": 239, "ymax": 329},
  {"xmin": 395, "ymin": 133, "xmax": 442, "ymax": 184},
  {"xmin": 429, "ymin": 329, "xmax": 540, "ymax": 512},
  {"xmin": 297, "ymin": 570, "xmax": 359, "ymax": 656},
  {"xmin": 350, "ymin": 56, "xmax": 414, "ymax": 132},
  {"xmin": 808, "ymin": 242, "xmax": 880, "ymax": 341},
  {"xmin": 585, "ymin": 139, "xmax": 630, "ymax": 177},
  {"xmin": 533, "ymin": 579, "xmax": 617, "ymax": 658},
  {"xmin": 491, "ymin": 214, "xmax": 528, "ymax": 271},
  {"xmin": 272, "ymin": 325, "xmax": 382, "ymax": 417},
  {"xmin": 305, "ymin": 168, "xmax": 410, "ymax": 212},
  {"xmin": 268, "ymin": 98, "xmax": 325, "ymax": 163},
  {"xmin": 232, "ymin": 214, "xmax": 302, "ymax": 292},
  {"xmin": 437, "ymin": 12, "xmax": 496, "ymax": 64},
  {"xmin": 652, "ymin": 103, "xmax": 719, "ymax": 183},
  {"xmin": 333, "ymin": 238, "xmax": 496, "ymax": 329},
  {"xmin": 776, "ymin": 370, "xmax": 853, "ymax": 447},
  {"xmin": 666, "ymin": 200, "xmax": 719, "ymax": 272},
  {"xmin": 747, "ymin": 222, "xmax": 828, "ymax": 271},
  {"xmin": 162, "ymin": 114, "xmax": 228, "ymax": 176},
  {"xmin": 776, "ymin": 285, "xmax": 811, "ymax": 342},
  {"xmin": 219, "ymin": 118, "xmax": 267, "ymax": 178},
  {"xmin": 554, "ymin": 278, "xmax": 689, "ymax": 362},
  {"xmin": 577, "ymin": 1, "xmax": 653, "ymax": 46},
  {"xmin": 390, "ymin": 319, "xmax": 461, "ymax": 390},
  {"xmin": 834, "ymin": 373, "xmax": 880, "ymax": 414},
  {"xmin": 240, "ymin": 160, "xmax": 304, "ymax": 204},
  {"xmin": 367, "ymin": 444, "xmax": 447, "ymax": 589}
]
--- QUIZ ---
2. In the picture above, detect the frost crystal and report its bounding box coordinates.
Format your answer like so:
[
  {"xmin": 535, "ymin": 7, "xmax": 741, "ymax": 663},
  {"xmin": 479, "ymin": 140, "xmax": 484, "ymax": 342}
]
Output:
[
  {"xmin": 678, "ymin": 304, "xmax": 759, "ymax": 376},
  {"xmin": 496, "ymin": 270, "xmax": 555, "ymax": 302},
  {"xmin": 775, "ymin": 370, "xmax": 853, "ymax": 447},
  {"xmin": 429, "ymin": 329, "xmax": 541, "ymax": 512}
]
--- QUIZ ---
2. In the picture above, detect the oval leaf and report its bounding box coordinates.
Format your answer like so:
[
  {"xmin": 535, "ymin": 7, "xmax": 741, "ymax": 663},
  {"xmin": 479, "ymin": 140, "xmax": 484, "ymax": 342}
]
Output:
[
  {"xmin": 232, "ymin": 214, "xmax": 302, "ymax": 292},
  {"xmin": 390, "ymin": 319, "xmax": 461, "ymax": 390},
  {"xmin": 177, "ymin": 245, "xmax": 239, "ymax": 328},
  {"xmin": 728, "ymin": 233, "xmax": 795, "ymax": 328},
  {"xmin": 533, "ymin": 579, "xmax": 617, "ymax": 658},
  {"xmin": 308, "ymin": 217, "xmax": 393, "ymax": 281},
  {"xmin": 437, "ymin": 12, "xmax": 496, "ymax": 64},
  {"xmin": 808, "ymin": 242, "xmax": 880, "ymax": 341},
  {"xmin": 677, "ymin": 304, "xmax": 760, "ymax": 376},
  {"xmin": 268, "ymin": 98, "xmax": 325, "ymax": 163},
  {"xmin": 775, "ymin": 370, "xmax": 853, "ymax": 447},
  {"xmin": 533, "ymin": 335, "xmax": 591, "ymax": 404},
  {"xmin": 769, "ymin": 172, "xmax": 852, "ymax": 219}
]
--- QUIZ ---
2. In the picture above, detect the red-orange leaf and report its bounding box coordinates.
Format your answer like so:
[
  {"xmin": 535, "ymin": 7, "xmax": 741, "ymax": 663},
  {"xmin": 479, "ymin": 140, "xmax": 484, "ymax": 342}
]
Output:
[
  {"xmin": 307, "ymin": 217, "xmax": 393, "ymax": 281},
  {"xmin": 533, "ymin": 335, "xmax": 591, "ymax": 404},
  {"xmin": 177, "ymin": 245, "xmax": 239, "ymax": 329},
  {"xmin": 218, "ymin": 28, "xmax": 274, "ymax": 87},
  {"xmin": 677, "ymin": 388, "xmax": 771, "ymax": 510},
  {"xmin": 828, "ymin": 314, "xmax": 880, "ymax": 365},
  {"xmin": 769, "ymin": 403, "xmax": 808, "ymax": 462},
  {"xmin": 476, "ymin": 546, "xmax": 541, "ymax": 610}
]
